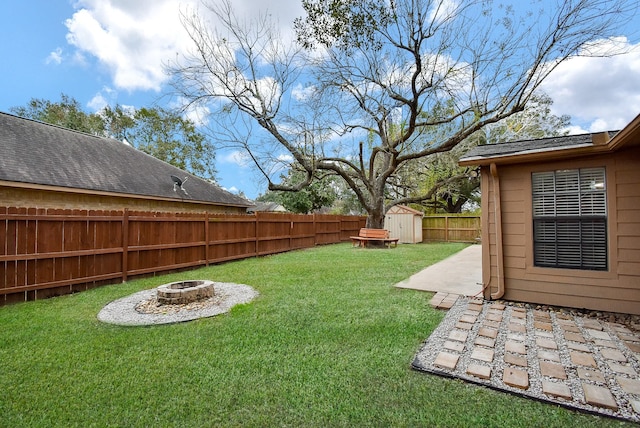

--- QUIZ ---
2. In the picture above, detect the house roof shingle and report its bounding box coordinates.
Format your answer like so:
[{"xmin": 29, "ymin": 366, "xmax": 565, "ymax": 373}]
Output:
[
  {"xmin": 0, "ymin": 112, "xmax": 252, "ymax": 207},
  {"xmin": 459, "ymin": 133, "xmax": 596, "ymax": 162},
  {"xmin": 460, "ymin": 113, "xmax": 640, "ymax": 167}
]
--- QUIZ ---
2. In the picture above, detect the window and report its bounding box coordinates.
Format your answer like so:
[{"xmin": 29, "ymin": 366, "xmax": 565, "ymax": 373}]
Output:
[{"xmin": 532, "ymin": 167, "xmax": 607, "ymax": 271}]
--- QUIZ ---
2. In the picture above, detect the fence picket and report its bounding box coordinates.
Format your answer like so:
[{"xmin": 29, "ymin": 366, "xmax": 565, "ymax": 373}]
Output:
[{"xmin": 0, "ymin": 208, "xmax": 366, "ymax": 304}]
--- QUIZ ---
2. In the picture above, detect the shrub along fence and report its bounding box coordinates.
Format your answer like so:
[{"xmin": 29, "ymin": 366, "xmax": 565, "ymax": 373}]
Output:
[
  {"xmin": 422, "ymin": 215, "xmax": 481, "ymax": 243},
  {"xmin": 0, "ymin": 207, "xmax": 366, "ymax": 305}
]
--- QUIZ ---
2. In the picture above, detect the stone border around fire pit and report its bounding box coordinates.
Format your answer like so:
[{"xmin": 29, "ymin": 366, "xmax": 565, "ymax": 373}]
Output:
[{"xmin": 97, "ymin": 282, "xmax": 259, "ymax": 326}]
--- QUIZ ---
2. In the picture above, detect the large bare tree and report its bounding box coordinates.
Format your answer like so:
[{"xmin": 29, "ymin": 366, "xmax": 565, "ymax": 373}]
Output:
[{"xmin": 168, "ymin": 0, "xmax": 637, "ymax": 227}]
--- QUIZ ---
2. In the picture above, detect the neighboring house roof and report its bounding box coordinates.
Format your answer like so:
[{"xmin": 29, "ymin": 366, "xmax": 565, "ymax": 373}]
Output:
[
  {"xmin": 0, "ymin": 112, "xmax": 252, "ymax": 207},
  {"xmin": 460, "ymin": 113, "xmax": 640, "ymax": 166},
  {"xmin": 250, "ymin": 202, "xmax": 288, "ymax": 212}
]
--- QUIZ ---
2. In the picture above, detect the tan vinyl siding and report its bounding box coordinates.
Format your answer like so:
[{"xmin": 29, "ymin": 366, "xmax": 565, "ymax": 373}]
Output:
[{"xmin": 482, "ymin": 146, "xmax": 640, "ymax": 315}]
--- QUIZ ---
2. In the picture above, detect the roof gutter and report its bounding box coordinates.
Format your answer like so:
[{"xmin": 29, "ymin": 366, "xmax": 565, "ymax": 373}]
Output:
[{"xmin": 489, "ymin": 163, "xmax": 505, "ymax": 300}]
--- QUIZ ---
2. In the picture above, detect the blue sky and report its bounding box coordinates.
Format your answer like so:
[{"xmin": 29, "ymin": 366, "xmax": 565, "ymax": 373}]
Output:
[{"xmin": 1, "ymin": 1, "xmax": 639, "ymax": 199}]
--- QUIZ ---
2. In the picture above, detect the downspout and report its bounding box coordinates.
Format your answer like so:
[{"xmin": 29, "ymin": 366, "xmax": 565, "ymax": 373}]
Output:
[{"xmin": 490, "ymin": 163, "xmax": 505, "ymax": 300}]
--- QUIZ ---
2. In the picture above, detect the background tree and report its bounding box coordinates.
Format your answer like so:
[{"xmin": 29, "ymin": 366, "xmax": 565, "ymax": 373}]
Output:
[
  {"xmin": 257, "ymin": 168, "xmax": 338, "ymax": 214},
  {"xmin": 168, "ymin": 0, "xmax": 637, "ymax": 227},
  {"xmin": 402, "ymin": 94, "xmax": 571, "ymax": 213},
  {"xmin": 11, "ymin": 94, "xmax": 105, "ymax": 135},
  {"xmin": 11, "ymin": 95, "xmax": 217, "ymax": 182},
  {"xmin": 128, "ymin": 107, "xmax": 217, "ymax": 182}
]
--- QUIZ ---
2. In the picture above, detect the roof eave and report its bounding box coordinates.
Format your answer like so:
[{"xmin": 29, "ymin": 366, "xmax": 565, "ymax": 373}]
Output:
[
  {"xmin": 607, "ymin": 113, "xmax": 640, "ymax": 151},
  {"xmin": 459, "ymin": 143, "xmax": 607, "ymax": 167},
  {"xmin": 0, "ymin": 180, "xmax": 253, "ymax": 208}
]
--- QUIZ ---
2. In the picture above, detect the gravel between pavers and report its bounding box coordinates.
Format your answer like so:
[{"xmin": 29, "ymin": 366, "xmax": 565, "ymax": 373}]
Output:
[
  {"xmin": 97, "ymin": 282, "xmax": 259, "ymax": 326},
  {"xmin": 412, "ymin": 297, "xmax": 640, "ymax": 424}
]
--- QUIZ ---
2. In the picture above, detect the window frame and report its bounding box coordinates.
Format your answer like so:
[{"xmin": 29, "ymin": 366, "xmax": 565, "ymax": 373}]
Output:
[{"xmin": 531, "ymin": 167, "xmax": 608, "ymax": 271}]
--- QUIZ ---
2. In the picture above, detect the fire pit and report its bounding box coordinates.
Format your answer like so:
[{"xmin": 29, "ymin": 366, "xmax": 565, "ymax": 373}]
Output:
[{"xmin": 156, "ymin": 280, "xmax": 214, "ymax": 305}]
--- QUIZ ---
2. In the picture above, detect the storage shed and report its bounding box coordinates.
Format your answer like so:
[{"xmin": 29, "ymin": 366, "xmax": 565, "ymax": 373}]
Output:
[{"xmin": 384, "ymin": 205, "xmax": 424, "ymax": 244}]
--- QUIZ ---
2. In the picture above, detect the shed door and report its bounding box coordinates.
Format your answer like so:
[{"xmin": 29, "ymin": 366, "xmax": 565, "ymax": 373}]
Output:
[{"xmin": 385, "ymin": 214, "xmax": 416, "ymax": 243}]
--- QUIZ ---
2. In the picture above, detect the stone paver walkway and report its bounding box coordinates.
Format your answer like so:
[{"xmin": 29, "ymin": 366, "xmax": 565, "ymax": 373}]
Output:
[{"xmin": 413, "ymin": 293, "xmax": 640, "ymax": 423}]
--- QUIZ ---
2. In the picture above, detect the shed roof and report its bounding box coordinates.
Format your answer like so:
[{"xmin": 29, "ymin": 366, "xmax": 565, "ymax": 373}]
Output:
[
  {"xmin": 459, "ymin": 113, "xmax": 640, "ymax": 167},
  {"xmin": 387, "ymin": 205, "xmax": 424, "ymax": 216},
  {"xmin": 0, "ymin": 111, "xmax": 252, "ymax": 207}
]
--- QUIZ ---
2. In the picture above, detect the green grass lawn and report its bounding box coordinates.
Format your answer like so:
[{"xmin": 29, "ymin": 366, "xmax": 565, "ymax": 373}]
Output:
[{"xmin": 0, "ymin": 243, "xmax": 631, "ymax": 427}]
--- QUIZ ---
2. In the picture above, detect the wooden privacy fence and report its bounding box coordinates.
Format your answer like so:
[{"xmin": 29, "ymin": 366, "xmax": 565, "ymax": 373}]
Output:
[
  {"xmin": 0, "ymin": 207, "xmax": 366, "ymax": 304},
  {"xmin": 422, "ymin": 215, "xmax": 481, "ymax": 243}
]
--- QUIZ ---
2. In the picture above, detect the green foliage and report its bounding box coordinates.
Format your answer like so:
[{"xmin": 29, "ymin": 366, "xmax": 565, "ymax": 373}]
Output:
[
  {"xmin": 295, "ymin": 0, "xmax": 393, "ymax": 51},
  {"xmin": 10, "ymin": 94, "xmax": 105, "ymax": 135},
  {"xmin": 258, "ymin": 169, "xmax": 338, "ymax": 213},
  {"xmin": 10, "ymin": 95, "xmax": 216, "ymax": 182},
  {"xmin": 405, "ymin": 94, "xmax": 571, "ymax": 213},
  {"xmin": 129, "ymin": 107, "xmax": 217, "ymax": 182}
]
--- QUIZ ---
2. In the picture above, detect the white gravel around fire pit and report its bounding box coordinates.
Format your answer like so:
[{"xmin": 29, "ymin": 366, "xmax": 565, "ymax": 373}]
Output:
[{"xmin": 97, "ymin": 282, "xmax": 259, "ymax": 326}]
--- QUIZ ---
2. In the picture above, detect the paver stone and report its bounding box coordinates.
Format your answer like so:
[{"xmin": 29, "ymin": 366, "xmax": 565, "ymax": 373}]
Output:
[
  {"xmin": 504, "ymin": 353, "xmax": 527, "ymax": 367},
  {"xmin": 577, "ymin": 367, "xmax": 605, "ymax": 383},
  {"xmin": 601, "ymin": 348, "xmax": 627, "ymax": 362},
  {"xmin": 503, "ymin": 368, "xmax": 529, "ymax": 390},
  {"xmin": 542, "ymin": 380, "xmax": 572, "ymax": 400},
  {"xmin": 448, "ymin": 330, "xmax": 468, "ymax": 342},
  {"xmin": 470, "ymin": 347, "xmax": 494, "ymax": 363},
  {"xmin": 539, "ymin": 361, "xmax": 567, "ymax": 379},
  {"xmin": 505, "ymin": 340, "xmax": 526, "ymax": 355},
  {"xmin": 563, "ymin": 331, "xmax": 586, "ymax": 343},
  {"xmin": 443, "ymin": 340, "xmax": 465, "ymax": 353},
  {"xmin": 534, "ymin": 321, "xmax": 553, "ymax": 331},
  {"xmin": 508, "ymin": 323, "xmax": 526, "ymax": 333},
  {"xmin": 537, "ymin": 349, "xmax": 561, "ymax": 362},
  {"xmin": 434, "ymin": 352, "xmax": 459, "ymax": 370},
  {"xmin": 467, "ymin": 364, "xmax": 491, "ymax": 380},
  {"xmin": 474, "ymin": 336, "xmax": 495, "ymax": 347},
  {"xmin": 455, "ymin": 321, "xmax": 474, "ymax": 330},
  {"xmin": 607, "ymin": 362, "xmax": 636, "ymax": 376},
  {"xmin": 571, "ymin": 351, "xmax": 597, "ymax": 368},
  {"xmin": 478, "ymin": 327, "xmax": 498, "ymax": 339},
  {"xmin": 582, "ymin": 383, "xmax": 618, "ymax": 411},
  {"xmin": 536, "ymin": 337, "xmax": 558, "ymax": 350},
  {"xmin": 617, "ymin": 376, "xmax": 640, "ymax": 395},
  {"xmin": 586, "ymin": 329, "xmax": 611, "ymax": 340}
]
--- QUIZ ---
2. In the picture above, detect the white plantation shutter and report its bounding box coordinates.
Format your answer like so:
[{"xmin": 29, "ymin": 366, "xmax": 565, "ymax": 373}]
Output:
[{"xmin": 531, "ymin": 168, "xmax": 607, "ymax": 271}]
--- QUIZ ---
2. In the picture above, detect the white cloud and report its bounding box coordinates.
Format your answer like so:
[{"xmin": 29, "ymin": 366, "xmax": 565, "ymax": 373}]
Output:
[
  {"xmin": 540, "ymin": 37, "xmax": 640, "ymax": 132},
  {"xmin": 221, "ymin": 150, "xmax": 252, "ymax": 167},
  {"xmin": 64, "ymin": 0, "xmax": 199, "ymax": 91},
  {"xmin": 87, "ymin": 92, "xmax": 108, "ymax": 111},
  {"xmin": 46, "ymin": 47, "xmax": 63, "ymax": 65},
  {"xmin": 428, "ymin": 0, "xmax": 460, "ymax": 25},
  {"xmin": 63, "ymin": 0, "xmax": 304, "ymax": 94},
  {"xmin": 277, "ymin": 154, "xmax": 294, "ymax": 163},
  {"xmin": 291, "ymin": 83, "xmax": 316, "ymax": 101}
]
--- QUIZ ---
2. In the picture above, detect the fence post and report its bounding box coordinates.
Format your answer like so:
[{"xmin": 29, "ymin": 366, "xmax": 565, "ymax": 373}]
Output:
[
  {"xmin": 255, "ymin": 212, "xmax": 260, "ymax": 256},
  {"xmin": 445, "ymin": 216, "xmax": 449, "ymax": 242},
  {"xmin": 204, "ymin": 212, "xmax": 209, "ymax": 266},
  {"xmin": 122, "ymin": 208, "xmax": 129, "ymax": 282}
]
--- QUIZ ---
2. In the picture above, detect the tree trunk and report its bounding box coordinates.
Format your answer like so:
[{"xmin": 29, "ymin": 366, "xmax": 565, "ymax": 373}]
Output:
[{"xmin": 365, "ymin": 198, "xmax": 386, "ymax": 229}]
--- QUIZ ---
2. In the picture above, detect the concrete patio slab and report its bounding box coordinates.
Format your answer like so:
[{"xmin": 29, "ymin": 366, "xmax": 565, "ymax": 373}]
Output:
[{"xmin": 394, "ymin": 244, "xmax": 482, "ymax": 297}]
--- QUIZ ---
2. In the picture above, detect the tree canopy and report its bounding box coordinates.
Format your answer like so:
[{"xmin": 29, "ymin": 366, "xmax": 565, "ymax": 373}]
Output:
[{"xmin": 169, "ymin": 0, "xmax": 637, "ymax": 227}]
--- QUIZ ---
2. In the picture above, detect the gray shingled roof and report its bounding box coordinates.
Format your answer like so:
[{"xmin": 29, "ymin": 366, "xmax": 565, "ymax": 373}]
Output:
[
  {"xmin": 0, "ymin": 112, "xmax": 252, "ymax": 207},
  {"xmin": 459, "ymin": 133, "xmax": 597, "ymax": 162}
]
